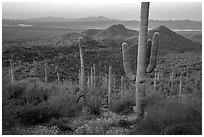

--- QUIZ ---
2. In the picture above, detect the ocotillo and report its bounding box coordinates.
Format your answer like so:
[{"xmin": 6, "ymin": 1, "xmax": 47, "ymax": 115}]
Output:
[
  {"xmin": 108, "ymin": 66, "xmax": 112, "ymax": 108},
  {"xmin": 122, "ymin": 2, "xmax": 160, "ymax": 120}
]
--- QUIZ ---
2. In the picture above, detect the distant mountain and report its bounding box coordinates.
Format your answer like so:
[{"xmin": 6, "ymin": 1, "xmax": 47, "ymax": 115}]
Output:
[
  {"xmin": 148, "ymin": 25, "xmax": 201, "ymax": 54},
  {"xmin": 82, "ymin": 24, "xmax": 138, "ymax": 40},
  {"xmin": 28, "ymin": 16, "xmax": 119, "ymax": 22},
  {"xmin": 3, "ymin": 17, "xmax": 202, "ymax": 30}
]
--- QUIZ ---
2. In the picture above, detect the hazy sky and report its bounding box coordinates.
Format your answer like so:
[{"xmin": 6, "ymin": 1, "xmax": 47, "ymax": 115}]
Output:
[{"xmin": 2, "ymin": 2, "xmax": 202, "ymax": 21}]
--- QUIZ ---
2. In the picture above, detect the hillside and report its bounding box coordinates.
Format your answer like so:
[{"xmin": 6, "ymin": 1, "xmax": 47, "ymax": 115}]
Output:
[
  {"xmin": 82, "ymin": 24, "xmax": 138, "ymax": 40},
  {"xmin": 148, "ymin": 26, "xmax": 202, "ymax": 54}
]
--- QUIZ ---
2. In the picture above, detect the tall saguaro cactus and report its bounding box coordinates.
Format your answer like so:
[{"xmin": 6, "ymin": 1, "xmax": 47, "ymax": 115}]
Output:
[
  {"xmin": 79, "ymin": 37, "xmax": 86, "ymax": 103},
  {"xmin": 122, "ymin": 2, "xmax": 160, "ymax": 120},
  {"xmin": 108, "ymin": 66, "xmax": 112, "ymax": 108}
]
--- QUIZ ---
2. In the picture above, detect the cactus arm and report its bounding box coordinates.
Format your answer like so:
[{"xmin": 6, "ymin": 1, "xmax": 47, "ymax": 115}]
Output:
[
  {"xmin": 145, "ymin": 39, "xmax": 152, "ymax": 68},
  {"xmin": 122, "ymin": 42, "xmax": 136, "ymax": 81},
  {"xmin": 146, "ymin": 32, "xmax": 160, "ymax": 73}
]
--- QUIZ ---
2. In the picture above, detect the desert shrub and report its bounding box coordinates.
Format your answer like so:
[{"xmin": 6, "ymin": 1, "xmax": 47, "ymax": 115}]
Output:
[
  {"xmin": 15, "ymin": 102, "xmax": 62, "ymax": 126},
  {"xmin": 2, "ymin": 107, "xmax": 17, "ymax": 132},
  {"xmin": 129, "ymin": 96, "xmax": 202, "ymax": 135},
  {"xmin": 48, "ymin": 82, "xmax": 83, "ymax": 118},
  {"xmin": 47, "ymin": 117, "xmax": 73, "ymax": 132},
  {"xmin": 86, "ymin": 87, "xmax": 104, "ymax": 115},
  {"xmin": 7, "ymin": 83, "xmax": 26, "ymax": 100},
  {"xmin": 110, "ymin": 98, "xmax": 135, "ymax": 115}
]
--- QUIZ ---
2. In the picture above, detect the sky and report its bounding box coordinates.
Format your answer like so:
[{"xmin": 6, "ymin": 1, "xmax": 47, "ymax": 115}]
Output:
[{"xmin": 2, "ymin": 1, "xmax": 202, "ymax": 21}]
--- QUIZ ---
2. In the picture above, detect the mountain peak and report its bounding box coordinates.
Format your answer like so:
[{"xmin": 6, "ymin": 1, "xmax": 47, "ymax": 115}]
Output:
[{"xmin": 107, "ymin": 24, "xmax": 127, "ymax": 30}]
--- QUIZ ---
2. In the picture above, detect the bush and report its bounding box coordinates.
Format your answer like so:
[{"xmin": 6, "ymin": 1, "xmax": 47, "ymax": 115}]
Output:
[
  {"xmin": 48, "ymin": 82, "xmax": 83, "ymax": 118},
  {"xmin": 86, "ymin": 87, "xmax": 104, "ymax": 115},
  {"xmin": 110, "ymin": 98, "xmax": 135, "ymax": 115},
  {"xmin": 48, "ymin": 118, "xmax": 73, "ymax": 132},
  {"xmin": 129, "ymin": 96, "xmax": 202, "ymax": 135},
  {"xmin": 8, "ymin": 83, "xmax": 26, "ymax": 100},
  {"xmin": 15, "ymin": 102, "xmax": 62, "ymax": 126}
]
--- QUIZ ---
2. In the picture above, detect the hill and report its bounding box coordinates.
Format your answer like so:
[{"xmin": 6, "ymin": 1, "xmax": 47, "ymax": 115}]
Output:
[
  {"xmin": 148, "ymin": 26, "xmax": 202, "ymax": 54},
  {"xmin": 82, "ymin": 24, "xmax": 138, "ymax": 40}
]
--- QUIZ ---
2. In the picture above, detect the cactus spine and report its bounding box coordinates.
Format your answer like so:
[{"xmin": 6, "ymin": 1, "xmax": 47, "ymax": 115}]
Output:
[
  {"xmin": 122, "ymin": 2, "xmax": 160, "ymax": 120},
  {"xmin": 108, "ymin": 66, "xmax": 112, "ymax": 108}
]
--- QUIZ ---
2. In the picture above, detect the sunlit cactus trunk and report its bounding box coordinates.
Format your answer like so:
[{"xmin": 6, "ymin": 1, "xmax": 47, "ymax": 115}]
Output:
[
  {"xmin": 79, "ymin": 37, "xmax": 86, "ymax": 103},
  {"xmin": 108, "ymin": 66, "xmax": 112, "ymax": 108},
  {"xmin": 122, "ymin": 2, "xmax": 160, "ymax": 120},
  {"xmin": 90, "ymin": 66, "xmax": 93, "ymax": 87},
  {"xmin": 9, "ymin": 59, "xmax": 14, "ymax": 85},
  {"xmin": 186, "ymin": 67, "xmax": 189, "ymax": 84},
  {"xmin": 93, "ymin": 64, "xmax": 96, "ymax": 87},
  {"xmin": 87, "ymin": 75, "xmax": 91, "ymax": 88},
  {"xmin": 178, "ymin": 72, "xmax": 182, "ymax": 99},
  {"xmin": 154, "ymin": 69, "xmax": 157, "ymax": 88},
  {"xmin": 78, "ymin": 69, "xmax": 81, "ymax": 89}
]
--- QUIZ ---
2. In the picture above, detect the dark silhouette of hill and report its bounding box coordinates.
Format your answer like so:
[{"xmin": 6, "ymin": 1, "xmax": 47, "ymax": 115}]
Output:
[
  {"xmin": 148, "ymin": 25, "xmax": 202, "ymax": 54},
  {"xmin": 82, "ymin": 24, "xmax": 138, "ymax": 40}
]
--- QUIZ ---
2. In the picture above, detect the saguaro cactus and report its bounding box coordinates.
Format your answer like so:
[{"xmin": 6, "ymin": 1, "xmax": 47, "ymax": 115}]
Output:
[
  {"xmin": 79, "ymin": 37, "xmax": 86, "ymax": 103},
  {"xmin": 122, "ymin": 2, "xmax": 160, "ymax": 120},
  {"xmin": 108, "ymin": 66, "xmax": 112, "ymax": 108},
  {"xmin": 93, "ymin": 64, "xmax": 96, "ymax": 87},
  {"xmin": 9, "ymin": 59, "xmax": 14, "ymax": 85},
  {"xmin": 178, "ymin": 72, "xmax": 182, "ymax": 99}
]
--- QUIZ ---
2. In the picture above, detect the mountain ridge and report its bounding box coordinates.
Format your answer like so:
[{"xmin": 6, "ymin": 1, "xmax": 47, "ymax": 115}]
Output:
[{"xmin": 3, "ymin": 16, "xmax": 202, "ymax": 30}]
